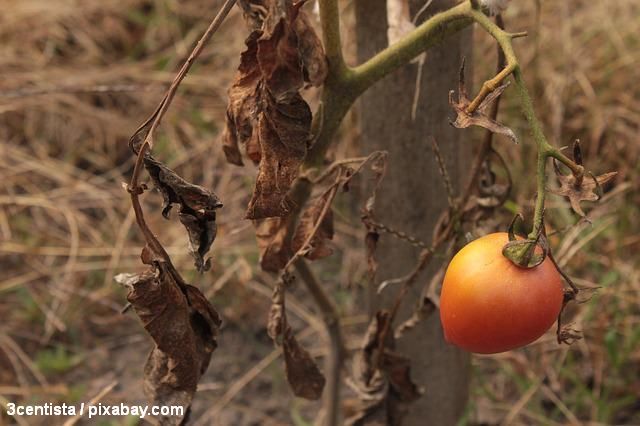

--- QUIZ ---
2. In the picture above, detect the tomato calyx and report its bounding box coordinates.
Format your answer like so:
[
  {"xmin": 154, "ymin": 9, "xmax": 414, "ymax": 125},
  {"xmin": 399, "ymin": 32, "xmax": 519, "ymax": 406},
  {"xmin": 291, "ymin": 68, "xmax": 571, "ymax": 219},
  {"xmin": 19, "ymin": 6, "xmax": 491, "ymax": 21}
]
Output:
[{"xmin": 501, "ymin": 213, "xmax": 549, "ymax": 268}]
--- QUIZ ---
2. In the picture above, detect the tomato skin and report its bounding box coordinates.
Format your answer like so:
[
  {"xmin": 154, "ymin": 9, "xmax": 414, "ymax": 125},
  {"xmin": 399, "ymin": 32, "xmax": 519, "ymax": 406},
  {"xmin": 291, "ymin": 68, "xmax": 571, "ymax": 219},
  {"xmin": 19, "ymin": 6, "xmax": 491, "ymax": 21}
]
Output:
[{"xmin": 439, "ymin": 232, "xmax": 564, "ymax": 354}]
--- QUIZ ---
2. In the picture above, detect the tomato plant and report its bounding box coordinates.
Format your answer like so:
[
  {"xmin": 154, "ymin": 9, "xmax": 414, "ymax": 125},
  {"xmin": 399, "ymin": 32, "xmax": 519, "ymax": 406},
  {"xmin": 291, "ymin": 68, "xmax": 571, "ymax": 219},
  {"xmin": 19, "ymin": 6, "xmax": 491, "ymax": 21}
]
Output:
[{"xmin": 440, "ymin": 232, "xmax": 564, "ymax": 354}]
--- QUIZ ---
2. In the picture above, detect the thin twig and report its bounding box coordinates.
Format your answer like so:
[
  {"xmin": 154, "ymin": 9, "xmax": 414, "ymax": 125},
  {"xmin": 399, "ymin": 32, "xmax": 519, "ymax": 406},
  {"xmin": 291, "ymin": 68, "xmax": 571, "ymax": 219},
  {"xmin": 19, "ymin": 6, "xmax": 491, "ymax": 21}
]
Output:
[{"xmin": 126, "ymin": 0, "xmax": 236, "ymax": 273}]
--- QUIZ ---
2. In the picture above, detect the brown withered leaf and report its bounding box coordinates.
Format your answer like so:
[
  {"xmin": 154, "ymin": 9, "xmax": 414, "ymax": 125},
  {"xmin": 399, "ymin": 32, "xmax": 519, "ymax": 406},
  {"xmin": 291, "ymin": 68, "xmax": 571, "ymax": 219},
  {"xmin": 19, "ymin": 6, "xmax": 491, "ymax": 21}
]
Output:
[
  {"xmin": 267, "ymin": 277, "xmax": 287, "ymax": 341},
  {"xmin": 222, "ymin": 32, "xmax": 262, "ymax": 166},
  {"xmin": 549, "ymin": 160, "xmax": 617, "ymax": 218},
  {"xmin": 292, "ymin": 3, "xmax": 328, "ymax": 86},
  {"xmin": 245, "ymin": 91, "xmax": 311, "ymax": 219},
  {"xmin": 449, "ymin": 60, "xmax": 517, "ymax": 144},
  {"xmin": 257, "ymin": 1, "xmax": 304, "ymax": 100},
  {"xmin": 282, "ymin": 326, "xmax": 326, "ymax": 400},
  {"xmin": 222, "ymin": 0, "xmax": 327, "ymax": 219},
  {"xmin": 346, "ymin": 311, "xmax": 422, "ymax": 426},
  {"xmin": 143, "ymin": 156, "xmax": 223, "ymax": 272},
  {"xmin": 254, "ymin": 191, "xmax": 334, "ymax": 272},
  {"xmin": 268, "ymin": 277, "xmax": 326, "ymax": 400},
  {"xmin": 254, "ymin": 216, "xmax": 291, "ymax": 273},
  {"xmin": 115, "ymin": 264, "xmax": 220, "ymax": 425},
  {"xmin": 237, "ymin": 0, "xmax": 269, "ymax": 31},
  {"xmin": 292, "ymin": 192, "xmax": 334, "ymax": 260}
]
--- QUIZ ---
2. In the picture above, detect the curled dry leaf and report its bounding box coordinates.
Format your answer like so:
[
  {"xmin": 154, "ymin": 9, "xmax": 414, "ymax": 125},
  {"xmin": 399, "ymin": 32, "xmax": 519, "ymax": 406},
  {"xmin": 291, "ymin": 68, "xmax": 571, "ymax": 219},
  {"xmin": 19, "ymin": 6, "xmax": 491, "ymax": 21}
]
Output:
[
  {"xmin": 282, "ymin": 326, "xmax": 326, "ymax": 400},
  {"xmin": 449, "ymin": 60, "xmax": 517, "ymax": 144},
  {"xmin": 255, "ymin": 216, "xmax": 291, "ymax": 273},
  {"xmin": 144, "ymin": 156, "xmax": 223, "ymax": 272},
  {"xmin": 246, "ymin": 91, "xmax": 311, "ymax": 219},
  {"xmin": 346, "ymin": 311, "xmax": 422, "ymax": 426},
  {"xmin": 254, "ymin": 191, "xmax": 334, "ymax": 272},
  {"xmin": 115, "ymin": 264, "xmax": 221, "ymax": 425},
  {"xmin": 222, "ymin": 0, "xmax": 328, "ymax": 219},
  {"xmin": 268, "ymin": 278, "xmax": 326, "ymax": 400},
  {"xmin": 549, "ymin": 160, "xmax": 617, "ymax": 218},
  {"xmin": 292, "ymin": 192, "xmax": 335, "ymax": 260}
]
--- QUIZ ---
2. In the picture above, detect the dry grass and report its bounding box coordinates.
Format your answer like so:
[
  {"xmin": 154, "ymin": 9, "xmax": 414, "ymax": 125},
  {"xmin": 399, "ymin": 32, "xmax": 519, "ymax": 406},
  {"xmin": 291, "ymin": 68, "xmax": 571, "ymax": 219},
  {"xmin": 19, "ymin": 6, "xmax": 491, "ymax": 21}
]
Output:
[{"xmin": 0, "ymin": 0, "xmax": 638, "ymax": 425}]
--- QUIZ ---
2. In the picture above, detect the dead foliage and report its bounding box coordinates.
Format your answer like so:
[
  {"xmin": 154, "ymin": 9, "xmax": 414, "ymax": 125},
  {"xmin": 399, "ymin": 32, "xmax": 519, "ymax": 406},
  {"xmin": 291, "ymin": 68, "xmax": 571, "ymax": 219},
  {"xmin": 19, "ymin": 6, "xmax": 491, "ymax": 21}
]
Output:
[
  {"xmin": 449, "ymin": 59, "xmax": 517, "ymax": 144},
  {"xmin": 221, "ymin": 0, "xmax": 327, "ymax": 219},
  {"xmin": 345, "ymin": 311, "xmax": 422, "ymax": 425},
  {"xmin": 267, "ymin": 276, "xmax": 326, "ymax": 400},
  {"xmin": 116, "ymin": 261, "xmax": 221, "ymax": 425}
]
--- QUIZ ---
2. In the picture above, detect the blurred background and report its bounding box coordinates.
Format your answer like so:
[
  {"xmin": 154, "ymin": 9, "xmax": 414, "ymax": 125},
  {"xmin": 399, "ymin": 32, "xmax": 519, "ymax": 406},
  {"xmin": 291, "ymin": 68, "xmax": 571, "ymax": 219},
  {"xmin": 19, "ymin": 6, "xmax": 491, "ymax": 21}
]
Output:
[{"xmin": 0, "ymin": 0, "xmax": 638, "ymax": 424}]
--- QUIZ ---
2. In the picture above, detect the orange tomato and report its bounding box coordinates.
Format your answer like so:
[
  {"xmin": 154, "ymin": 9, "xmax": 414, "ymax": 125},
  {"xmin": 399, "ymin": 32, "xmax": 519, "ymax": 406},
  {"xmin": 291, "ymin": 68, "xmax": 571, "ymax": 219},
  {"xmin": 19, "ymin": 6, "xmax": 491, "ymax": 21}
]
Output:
[{"xmin": 439, "ymin": 232, "xmax": 564, "ymax": 354}]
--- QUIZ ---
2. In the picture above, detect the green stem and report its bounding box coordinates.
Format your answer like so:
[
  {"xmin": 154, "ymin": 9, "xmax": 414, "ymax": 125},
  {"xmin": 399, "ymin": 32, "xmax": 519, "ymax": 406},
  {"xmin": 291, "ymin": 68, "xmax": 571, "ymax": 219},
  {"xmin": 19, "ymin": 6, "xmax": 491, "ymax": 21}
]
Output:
[
  {"xmin": 512, "ymin": 69, "xmax": 583, "ymax": 238},
  {"xmin": 318, "ymin": 0, "xmax": 347, "ymax": 76},
  {"xmin": 350, "ymin": 2, "xmax": 472, "ymax": 93},
  {"xmin": 306, "ymin": 1, "xmax": 478, "ymax": 172}
]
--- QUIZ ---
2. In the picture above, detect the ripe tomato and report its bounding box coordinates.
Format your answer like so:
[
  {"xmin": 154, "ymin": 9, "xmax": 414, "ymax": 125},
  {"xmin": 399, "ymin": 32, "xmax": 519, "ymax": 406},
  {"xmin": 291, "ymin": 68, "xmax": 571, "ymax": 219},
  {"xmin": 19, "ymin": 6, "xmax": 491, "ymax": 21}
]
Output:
[{"xmin": 439, "ymin": 232, "xmax": 563, "ymax": 354}]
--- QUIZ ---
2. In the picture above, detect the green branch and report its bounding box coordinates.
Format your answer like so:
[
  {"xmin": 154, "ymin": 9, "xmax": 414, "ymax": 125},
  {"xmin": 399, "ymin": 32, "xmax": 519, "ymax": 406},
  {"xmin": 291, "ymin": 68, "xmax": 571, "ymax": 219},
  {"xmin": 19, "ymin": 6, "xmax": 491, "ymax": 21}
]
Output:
[
  {"xmin": 350, "ymin": 2, "xmax": 472, "ymax": 92},
  {"xmin": 318, "ymin": 0, "xmax": 347, "ymax": 77}
]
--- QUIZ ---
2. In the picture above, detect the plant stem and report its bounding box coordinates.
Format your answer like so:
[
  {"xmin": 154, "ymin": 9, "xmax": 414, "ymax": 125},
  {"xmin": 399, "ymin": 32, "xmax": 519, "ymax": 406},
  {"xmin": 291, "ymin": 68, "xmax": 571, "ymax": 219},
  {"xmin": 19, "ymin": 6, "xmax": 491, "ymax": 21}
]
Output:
[
  {"xmin": 294, "ymin": 259, "xmax": 344, "ymax": 426},
  {"xmin": 350, "ymin": 2, "xmax": 472, "ymax": 93},
  {"xmin": 318, "ymin": 0, "xmax": 346, "ymax": 76}
]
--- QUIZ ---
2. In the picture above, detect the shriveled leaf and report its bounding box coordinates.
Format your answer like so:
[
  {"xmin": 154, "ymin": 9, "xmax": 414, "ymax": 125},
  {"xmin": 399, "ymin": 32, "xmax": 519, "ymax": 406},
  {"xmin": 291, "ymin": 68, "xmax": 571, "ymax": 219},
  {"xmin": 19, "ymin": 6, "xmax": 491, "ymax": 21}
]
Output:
[
  {"xmin": 282, "ymin": 326, "xmax": 326, "ymax": 400},
  {"xmin": 292, "ymin": 192, "xmax": 334, "ymax": 260},
  {"xmin": 549, "ymin": 161, "xmax": 617, "ymax": 218},
  {"xmin": 292, "ymin": 3, "xmax": 328, "ymax": 86},
  {"xmin": 267, "ymin": 277, "xmax": 286, "ymax": 341},
  {"xmin": 380, "ymin": 350, "xmax": 421, "ymax": 403},
  {"xmin": 254, "ymin": 216, "xmax": 291, "ymax": 273},
  {"xmin": 257, "ymin": 1, "xmax": 304, "ymax": 99},
  {"xmin": 246, "ymin": 91, "xmax": 310, "ymax": 219},
  {"xmin": 346, "ymin": 311, "xmax": 422, "ymax": 425},
  {"xmin": 221, "ymin": 33, "xmax": 262, "ymax": 166},
  {"xmin": 268, "ymin": 277, "xmax": 325, "ymax": 400},
  {"xmin": 222, "ymin": 0, "xmax": 327, "ymax": 218},
  {"xmin": 115, "ymin": 264, "xmax": 221, "ymax": 425},
  {"xmin": 237, "ymin": 0, "xmax": 269, "ymax": 31},
  {"xmin": 449, "ymin": 61, "xmax": 517, "ymax": 143},
  {"xmin": 144, "ymin": 156, "xmax": 223, "ymax": 272}
]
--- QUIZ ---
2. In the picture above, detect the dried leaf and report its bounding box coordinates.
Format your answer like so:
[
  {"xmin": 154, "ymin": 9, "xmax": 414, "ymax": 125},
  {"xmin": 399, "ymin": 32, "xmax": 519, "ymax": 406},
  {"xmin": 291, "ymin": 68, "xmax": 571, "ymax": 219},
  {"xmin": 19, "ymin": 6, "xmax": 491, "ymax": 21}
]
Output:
[
  {"xmin": 346, "ymin": 311, "xmax": 422, "ymax": 425},
  {"xmin": 115, "ymin": 264, "xmax": 221, "ymax": 425},
  {"xmin": 222, "ymin": 0, "xmax": 327, "ymax": 218},
  {"xmin": 254, "ymin": 216, "xmax": 291, "ymax": 273},
  {"xmin": 282, "ymin": 327, "xmax": 326, "ymax": 400},
  {"xmin": 449, "ymin": 61, "xmax": 517, "ymax": 143},
  {"xmin": 144, "ymin": 156, "xmax": 223, "ymax": 272},
  {"xmin": 268, "ymin": 277, "xmax": 325, "ymax": 400},
  {"xmin": 221, "ymin": 32, "xmax": 262, "ymax": 166},
  {"xmin": 292, "ymin": 192, "xmax": 334, "ymax": 260},
  {"xmin": 292, "ymin": 4, "xmax": 328, "ymax": 86},
  {"xmin": 549, "ymin": 162, "xmax": 617, "ymax": 218},
  {"xmin": 267, "ymin": 277, "xmax": 287, "ymax": 341},
  {"xmin": 245, "ymin": 90, "xmax": 311, "ymax": 219}
]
